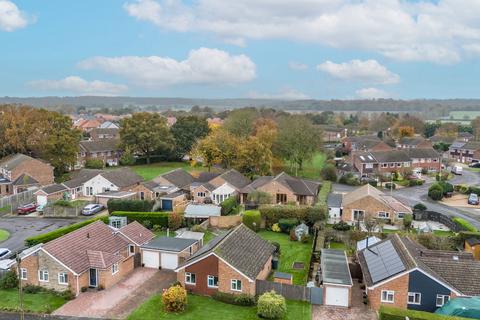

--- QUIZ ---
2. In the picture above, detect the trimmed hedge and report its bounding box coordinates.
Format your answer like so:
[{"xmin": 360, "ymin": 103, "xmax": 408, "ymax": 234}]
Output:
[
  {"xmin": 317, "ymin": 181, "xmax": 331, "ymax": 206},
  {"xmin": 243, "ymin": 210, "xmax": 261, "ymax": 231},
  {"xmin": 457, "ymin": 231, "xmax": 480, "ymax": 243},
  {"xmin": 452, "ymin": 217, "xmax": 477, "ymax": 232},
  {"xmin": 220, "ymin": 196, "xmax": 239, "ymax": 216},
  {"xmin": 259, "ymin": 205, "xmax": 309, "ymax": 226},
  {"xmin": 25, "ymin": 216, "xmax": 108, "ymax": 246},
  {"xmin": 107, "ymin": 199, "xmax": 154, "ymax": 214},
  {"xmin": 212, "ymin": 292, "xmax": 256, "ymax": 306},
  {"xmin": 379, "ymin": 306, "xmax": 470, "ymax": 320},
  {"xmin": 111, "ymin": 211, "xmax": 169, "ymax": 227}
]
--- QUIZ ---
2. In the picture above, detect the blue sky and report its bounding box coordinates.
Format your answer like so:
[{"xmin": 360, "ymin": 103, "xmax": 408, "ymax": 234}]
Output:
[{"xmin": 1, "ymin": 0, "xmax": 480, "ymax": 99}]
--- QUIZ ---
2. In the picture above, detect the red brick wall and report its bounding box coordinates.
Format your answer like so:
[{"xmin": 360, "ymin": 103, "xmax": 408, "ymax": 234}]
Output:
[
  {"xmin": 368, "ymin": 273, "xmax": 409, "ymax": 311},
  {"xmin": 182, "ymin": 254, "xmax": 219, "ymax": 296},
  {"xmin": 99, "ymin": 256, "xmax": 134, "ymax": 289}
]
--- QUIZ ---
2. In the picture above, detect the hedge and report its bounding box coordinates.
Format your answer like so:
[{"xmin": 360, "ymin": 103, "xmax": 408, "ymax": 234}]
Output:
[
  {"xmin": 452, "ymin": 217, "xmax": 477, "ymax": 232},
  {"xmin": 25, "ymin": 216, "xmax": 108, "ymax": 246},
  {"xmin": 243, "ymin": 210, "xmax": 261, "ymax": 231},
  {"xmin": 107, "ymin": 199, "xmax": 154, "ymax": 214},
  {"xmin": 111, "ymin": 211, "xmax": 169, "ymax": 227},
  {"xmin": 317, "ymin": 181, "xmax": 332, "ymax": 206},
  {"xmin": 259, "ymin": 205, "xmax": 309, "ymax": 226},
  {"xmin": 220, "ymin": 197, "xmax": 239, "ymax": 216},
  {"xmin": 379, "ymin": 306, "xmax": 470, "ymax": 320}
]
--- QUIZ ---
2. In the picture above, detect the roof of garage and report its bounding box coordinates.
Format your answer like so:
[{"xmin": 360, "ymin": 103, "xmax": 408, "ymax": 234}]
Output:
[
  {"xmin": 321, "ymin": 249, "xmax": 352, "ymax": 286},
  {"xmin": 142, "ymin": 237, "xmax": 197, "ymax": 252}
]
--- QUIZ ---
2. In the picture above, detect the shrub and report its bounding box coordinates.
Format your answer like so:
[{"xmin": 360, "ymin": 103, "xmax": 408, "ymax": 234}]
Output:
[
  {"xmin": 247, "ymin": 191, "xmax": 273, "ymax": 205},
  {"xmin": 438, "ymin": 181, "xmax": 454, "ymax": 194},
  {"xmin": 119, "ymin": 148, "xmax": 136, "ymax": 166},
  {"xmin": 453, "ymin": 217, "xmax": 477, "ymax": 232},
  {"xmin": 234, "ymin": 294, "xmax": 256, "ymax": 306},
  {"xmin": 413, "ymin": 203, "xmax": 427, "ymax": 211},
  {"xmin": 271, "ymin": 241, "xmax": 281, "ymax": 255},
  {"xmin": 0, "ymin": 271, "xmax": 18, "ymax": 289},
  {"xmin": 243, "ymin": 210, "xmax": 261, "ymax": 231},
  {"xmin": 469, "ymin": 186, "xmax": 480, "ymax": 196},
  {"xmin": 332, "ymin": 221, "xmax": 351, "ymax": 231},
  {"xmin": 339, "ymin": 173, "xmax": 361, "ymax": 186},
  {"xmin": 385, "ymin": 182, "xmax": 396, "ymax": 190},
  {"xmin": 107, "ymin": 199, "xmax": 154, "ymax": 214},
  {"xmin": 85, "ymin": 158, "xmax": 104, "ymax": 169},
  {"xmin": 162, "ymin": 285, "xmax": 187, "ymax": 313},
  {"xmin": 428, "ymin": 183, "xmax": 444, "ymax": 201},
  {"xmin": 53, "ymin": 200, "xmax": 74, "ymax": 207},
  {"xmin": 415, "ymin": 233, "xmax": 455, "ymax": 250},
  {"xmin": 168, "ymin": 212, "xmax": 184, "ymax": 230},
  {"xmin": 220, "ymin": 196, "xmax": 239, "ymax": 216},
  {"xmin": 458, "ymin": 185, "xmax": 470, "ymax": 194},
  {"xmin": 259, "ymin": 205, "xmax": 309, "ymax": 226},
  {"xmin": 23, "ymin": 284, "xmax": 43, "ymax": 294},
  {"xmin": 271, "ymin": 223, "xmax": 281, "ymax": 232},
  {"xmin": 289, "ymin": 229, "xmax": 297, "ymax": 241},
  {"xmin": 59, "ymin": 289, "xmax": 75, "ymax": 301},
  {"xmin": 278, "ymin": 218, "xmax": 298, "ymax": 233},
  {"xmin": 403, "ymin": 214, "xmax": 413, "ymax": 230},
  {"xmin": 306, "ymin": 205, "xmax": 326, "ymax": 225},
  {"xmin": 257, "ymin": 291, "xmax": 287, "ymax": 319},
  {"xmin": 25, "ymin": 216, "xmax": 108, "ymax": 246},
  {"xmin": 301, "ymin": 234, "xmax": 311, "ymax": 243},
  {"xmin": 212, "ymin": 292, "xmax": 256, "ymax": 306},
  {"xmin": 320, "ymin": 165, "xmax": 337, "ymax": 182},
  {"xmin": 409, "ymin": 179, "xmax": 423, "ymax": 187},
  {"xmin": 111, "ymin": 211, "xmax": 169, "ymax": 227},
  {"xmin": 142, "ymin": 220, "xmax": 153, "ymax": 230}
]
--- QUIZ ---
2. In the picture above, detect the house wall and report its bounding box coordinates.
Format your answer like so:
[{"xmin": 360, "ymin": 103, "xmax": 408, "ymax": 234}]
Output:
[
  {"xmin": 368, "ymin": 272, "xmax": 409, "ymax": 310},
  {"xmin": 407, "ymin": 270, "xmax": 451, "ymax": 313},
  {"xmin": 130, "ymin": 184, "xmax": 155, "ymax": 200},
  {"xmin": 342, "ymin": 195, "xmax": 398, "ymax": 223},
  {"xmin": 83, "ymin": 175, "xmax": 119, "ymax": 196},
  {"xmin": 218, "ymin": 259, "xmax": 255, "ymax": 295},
  {"xmin": 181, "ymin": 254, "xmax": 220, "ymax": 296},
  {"xmin": 18, "ymin": 253, "xmax": 39, "ymax": 286},
  {"xmin": 411, "ymin": 158, "xmax": 441, "ymax": 172},
  {"xmin": 98, "ymin": 255, "xmax": 134, "ymax": 289},
  {"xmin": 209, "ymin": 215, "xmax": 242, "ymax": 229},
  {"xmin": 256, "ymin": 181, "xmax": 297, "ymax": 204},
  {"xmin": 191, "ymin": 185, "xmax": 211, "ymax": 203}
]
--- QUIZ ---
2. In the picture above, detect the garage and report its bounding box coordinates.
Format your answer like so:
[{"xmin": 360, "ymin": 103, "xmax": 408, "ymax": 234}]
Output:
[
  {"xmin": 161, "ymin": 199, "xmax": 173, "ymax": 211},
  {"xmin": 321, "ymin": 249, "xmax": 353, "ymax": 307},
  {"xmin": 141, "ymin": 236, "xmax": 198, "ymax": 270},
  {"xmin": 37, "ymin": 195, "xmax": 48, "ymax": 206},
  {"xmin": 34, "ymin": 184, "xmax": 70, "ymax": 206}
]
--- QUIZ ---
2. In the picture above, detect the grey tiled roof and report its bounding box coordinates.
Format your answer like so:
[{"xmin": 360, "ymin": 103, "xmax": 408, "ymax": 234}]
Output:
[
  {"xmin": 40, "ymin": 184, "xmax": 68, "ymax": 195},
  {"xmin": 79, "ymin": 139, "xmax": 121, "ymax": 152},
  {"xmin": 101, "ymin": 168, "xmax": 143, "ymax": 187},
  {"xmin": 217, "ymin": 169, "xmax": 250, "ymax": 189},
  {"xmin": 0, "ymin": 153, "xmax": 49, "ymax": 170},
  {"xmin": 142, "ymin": 236, "xmax": 197, "ymax": 252},
  {"xmin": 398, "ymin": 136, "xmax": 427, "ymax": 146},
  {"xmin": 159, "ymin": 168, "xmax": 195, "ymax": 188},
  {"xmin": 406, "ymin": 148, "xmax": 440, "ymax": 159},
  {"xmin": 12, "ymin": 174, "xmax": 38, "ymax": 186},
  {"xmin": 63, "ymin": 169, "xmax": 103, "ymax": 188},
  {"xmin": 327, "ymin": 193, "xmax": 343, "ymax": 207},
  {"xmin": 240, "ymin": 172, "xmax": 320, "ymax": 196},
  {"xmin": 370, "ymin": 150, "xmax": 411, "ymax": 163}
]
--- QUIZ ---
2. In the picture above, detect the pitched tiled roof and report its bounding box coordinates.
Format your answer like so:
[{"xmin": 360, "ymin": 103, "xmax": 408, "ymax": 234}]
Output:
[
  {"xmin": 118, "ymin": 221, "xmax": 155, "ymax": 246},
  {"xmin": 343, "ymin": 184, "xmax": 411, "ymax": 213},
  {"xmin": 39, "ymin": 184, "xmax": 68, "ymax": 195},
  {"xmin": 195, "ymin": 172, "xmax": 220, "ymax": 183},
  {"xmin": 406, "ymin": 148, "xmax": 440, "ymax": 159},
  {"xmin": 370, "ymin": 150, "xmax": 411, "ymax": 163},
  {"xmin": 63, "ymin": 169, "xmax": 103, "ymax": 188},
  {"xmin": 79, "ymin": 139, "xmax": 120, "ymax": 152},
  {"xmin": 157, "ymin": 168, "xmax": 195, "ymax": 188},
  {"xmin": 101, "ymin": 168, "xmax": 143, "ymax": 187},
  {"xmin": 12, "ymin": 174, "xmax": 38, "ymax": 186},
  {"xmin": 0, "ymin": 153, "xmax": 50, "ymax": 170},
  {"xmin": 179, "ymin": 224, "xmax": 275, "ymax": 280},
  {"xmin": 217, "ymin": 169, "xmax": 250, "ymax": 189},
  {"xmin": 398, "ymin": 136, "xmax": 427, "ymax": 146},
  {"xmin": 43, "ymin": 221, "xmax": 130, "ymax": 274},
  {"xmin": 240, "ymin": 172, "xmax": 320, "ymax": 196},
  {"xmin": 462, "ymin": 141, "xmax": 480, "ymax": 151}
]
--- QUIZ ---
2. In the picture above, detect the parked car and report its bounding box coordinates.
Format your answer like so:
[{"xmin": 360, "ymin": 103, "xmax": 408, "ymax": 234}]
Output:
[
  {"xmin": 82, "ymin": 204, "xmax": 104, "ymax": 216},
  {"xmin": 451, "ymin": 165, "xmax": 463, "ymax": 175},
  {"xmin": 36, "ymin": 204, "xmax": 46, "ymax": 214},
  {"xmin": 468, "ymin": 193, "xmax": 480, "ymax": 205},
  {"xmin": 0, "ymin": 248, "xmax": 11, "ymax": 260},
  {"xmin": 469, "ymin": 162, "xmax": 480, "ymax": 168},
  {"xmin": 17, "ymin": 203, "xmax": 37, "ymax": 215}
]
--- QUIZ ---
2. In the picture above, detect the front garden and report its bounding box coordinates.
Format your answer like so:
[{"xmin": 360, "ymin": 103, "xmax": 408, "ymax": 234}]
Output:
[{"xmin": 0, "ymin": 288, "xmax": 69, "ymax": 313}]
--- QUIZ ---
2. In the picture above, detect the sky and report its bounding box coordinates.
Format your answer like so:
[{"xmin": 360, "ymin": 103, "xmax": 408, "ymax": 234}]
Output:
[{"xmin": 1, "ymin": 0, "xmax": 480, "ymax": 99}]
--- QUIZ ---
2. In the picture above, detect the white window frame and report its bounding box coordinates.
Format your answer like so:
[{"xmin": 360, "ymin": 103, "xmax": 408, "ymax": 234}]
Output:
[
  {"xmin": 378, "ymin": 211, "xmax": 390, "ymax": 219},
  {"xmin": 231, "ymin": 279, "xmax": 242, "ymax": 292},
  {"xmin": 396, "ymin": 212, "xmax": 406, "ymax": 219},
  {"xmin": 408, "ymin": 292, "xmax": 421, "ymax": 305},
  {"xmin": 39, "ymin": 270, "xmax": 49, "ymax": 282},
  {"xmin": 112, "ymin": 263, "xmax": 119, "ymax": 275},
  {"xmin": 185, "ymin": 272, "xmax": 196, "ymax": 285},
  {"xmin": 381, "ymin": 290, "xmax": 395, "ymax": 303},
  {"xmin": 207, "ymin": 275, "xmax": 219, "ymax": 288},
  {"xmin": 353, "ymin": 209, "xmax": 365, "ymax": 221},
  {"xmin": 58, "ymin": 272, "xmax": 68, "ymax": 285},
  {"xmin": 20, "ymin": 268, "xmax": 27, "ymax": 280},
  {"xmin": 404, "ymin": 162, "xmax": 410, "ymax": 167},
  {"xmin": 381, "ymin": 163, "xmax": 388, "ymax": 168},
  {"xmin": 436, "ymin": 294, "xmax": 450, "ymax": 307}
]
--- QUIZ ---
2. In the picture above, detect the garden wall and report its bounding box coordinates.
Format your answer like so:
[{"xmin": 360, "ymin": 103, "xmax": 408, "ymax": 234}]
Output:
[{"xmin": 209, "ymin": 215, "xmax": 242, "ymax": 229}]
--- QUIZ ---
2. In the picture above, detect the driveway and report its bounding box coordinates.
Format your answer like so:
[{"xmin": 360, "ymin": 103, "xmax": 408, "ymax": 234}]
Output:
[{"xmin": 53, "ymin": 268, "xmax": 176, "ymax": 319}]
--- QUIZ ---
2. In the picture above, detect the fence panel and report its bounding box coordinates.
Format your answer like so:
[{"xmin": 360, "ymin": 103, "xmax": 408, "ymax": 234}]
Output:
[
  {"xmin": 255, "ymin": 280, "xmax": 311, "ymax": 302},
  {"xmin": 0, "ymin": 188, "xmax": 37, "ymax": 211}
]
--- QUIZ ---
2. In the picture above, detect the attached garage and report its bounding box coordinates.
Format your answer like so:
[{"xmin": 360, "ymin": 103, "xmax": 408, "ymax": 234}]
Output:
[
  {"xmin": 34, "ymin": 184, "xmax": 69, "ymax": 206},
  {"xmin": 321, "ymin": 249, "xmax": 353, "ymax": 307},
  {"xmin": 141, "ymin": 237, "xmax": 199, "ymax": 270}
]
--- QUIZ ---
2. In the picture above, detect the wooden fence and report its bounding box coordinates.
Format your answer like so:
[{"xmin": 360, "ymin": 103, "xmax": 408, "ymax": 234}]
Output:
[
  {"xmin": 413, "ymin": 210, "xmax": 463, "ymax": 232},
  {"xmin": 0, "ymin": 188, "xmax": 37, "ymax": 212},
  {"xmin": 209, "ymin": 215, "xmax": 242, "ymax": 229},
  {"xmin": 255, "ymin": 280, "xmax": 311, "ymax": 302}
]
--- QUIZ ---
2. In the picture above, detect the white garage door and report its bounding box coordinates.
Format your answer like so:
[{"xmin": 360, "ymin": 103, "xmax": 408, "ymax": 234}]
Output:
[
  {"xmin": 37, "ymin": 195, "xmax": 48, "ymax": 206},
  {"xmin": 142, "ymin": 250, "xmax": 160, "ymax": 268},
  {"xmin": 161, "ymin": 253, "xmax": 178, "ymax": 270},
  {"xmin": 325, "ymin": 286, "xmax": 349, "ymax": 307}
]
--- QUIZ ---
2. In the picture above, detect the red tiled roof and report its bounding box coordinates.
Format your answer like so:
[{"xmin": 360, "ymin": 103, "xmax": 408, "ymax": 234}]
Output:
[{"xmin": 118, "ymin": 221, "xmax": 155, "ymax": 246}]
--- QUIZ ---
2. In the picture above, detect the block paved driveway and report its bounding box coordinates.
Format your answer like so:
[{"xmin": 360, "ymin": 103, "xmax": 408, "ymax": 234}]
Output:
[{"xmin": 53, "ymin": 268, "xmax": 176, "ymax": 319}]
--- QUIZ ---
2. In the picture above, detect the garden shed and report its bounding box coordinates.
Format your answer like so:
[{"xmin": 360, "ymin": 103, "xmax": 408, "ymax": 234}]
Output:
[{"xmin": 321, "ymin": 249, "xmax": 353, "ymax": 307}]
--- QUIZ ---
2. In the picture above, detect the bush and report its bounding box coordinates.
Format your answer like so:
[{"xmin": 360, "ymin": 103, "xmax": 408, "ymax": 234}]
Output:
[
  {"xmin": 271, "ymin": 223, "xmax": 281, "ymax": 232},
  {"xmin": 0, "ymin": 271, "xmax": 18, "ymax": 289},
  {"xmin": 23, "ymin": 284, "xmax": 43, "ymax": 294},
  {"xmin": 408, "ymin": 179, "xmax": 424, "ymax": 187},
  {"xmin": 259, "ymin": 205, "xmax": 309, "ymax": 226},
  {"xmin": 379, "ymin": 305, "xmax": 470, "ymax": 320},
  {"xmin": 320, "ymin": 165, "xmax": 337, "ymax": 182},
  {"xmin": 212, "ymin": 292, "xmax": 256, "ymax": 306},
  {"xmin": 428, "ymin": 183, "xmax": 444, "ymax": 201},
  {"xmin": 306, "ymin": 205, "xmax": 326, "ymax": 225},
  {"xmin": 438, "ymin": 181, "xmax": 454, "ymax": 194},
  {"xmin": 85, "ymin": 158, "xmax": 104, "ymax": 169},
  {"xmin": 289, "ymin": 229, "xmax": 297, "ymax": 241},
  {"xmin": 162, "ymin": 285, "xmax": 187, "ymax": 313},
  {"xmin": 243, "ymin": 210, "xmax": 261, "ymax": 231},
  {"xmin": 413, "ymin": 203, "xmax": 427, "ymax": 211},
  {"xmin": 458, "ymin": 185, "xmax": 470, "ymax": 194},
  {"xmin": 107, "ymin": 199, "xmax": 154, "ymax": 214},
  {"xmin": 385, "ymin": 182, "xmax": 396, "ymax": 190},
  {"xmin": 403, "ymin": 214, "xmax": 413, "ymax": 230},
  {"xmin": 339, "ymin": 173, "xmax": 361, "ymax": 186},
  {"xmin": 257, "ymin": 291, "xmax": 287, "ymax": 319},
  {"xmin": 271, "ymin": 241, "xmax": 281, "ymax": 255},
  {"xmin": 301, "ymin": 234, "xmax": 311, "ymax": 243},
  {"xmin": 220, "ymin": 196, "xmax": 239, "ymax": 216},
  {"xmin": 53, "ymin": 200, "xmax": 74, "ymax": 207},
  {"xmin": 25, "ymin": 216, "xmax": 108, "ymax": 246},
  {"xmin": 332, "ymin": 221, "xmax": 351, "ymax": 231},
  {"xmin": 317, "ymin": 181, "xmax": 332, "ymax": 206},
  {"xmin": 278, "ymin": 218, "xmax": 298, "ymax": 233},
  {"xmin": 168, "ymin": 212, "xmax": 184, "ymax": 230},
  {"xmin": 246, "ymin": 191, "xmax": 273, "ymax": 205},
  {"xmin": 142, "ymin": 220, "xmax": 153, "ymax": 230},
  {"xmin": 453, "ymin": 217, "xmax": 477, "ymax": 232},
  {"xmin": 111, "ymin": 211, "xmax": 169, "ymax": 227},
  {"xmin": 469, "ymin": 186, "xmax": 480, "ymax": 196},
  {"xmin": 119, "ymin": 148, "xmax": 135, "ymax": 166}
]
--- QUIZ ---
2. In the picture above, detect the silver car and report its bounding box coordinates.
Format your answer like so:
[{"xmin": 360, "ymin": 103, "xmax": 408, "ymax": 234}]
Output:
[
  {"xmin": 0, "ymin": 248, "xmax": 11, "ymax": 260},
  {"xmin": 82, "ymin": 204, "xmax": 104, "ymax": 216}
]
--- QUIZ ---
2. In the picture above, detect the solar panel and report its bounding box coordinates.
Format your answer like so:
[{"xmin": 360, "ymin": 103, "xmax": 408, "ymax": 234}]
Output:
[{"xmin": 363, "ymin": 240, "xmax": 406, "ymax": 284}]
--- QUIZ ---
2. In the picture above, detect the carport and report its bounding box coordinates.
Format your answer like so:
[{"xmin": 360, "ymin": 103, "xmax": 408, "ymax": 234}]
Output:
[
  {"xmin": 141, "ymin": 237, "xmax": 197, "ymax": 270},
  {"xmin": 321, "ymin": 249, "xmax": 353, "ymax": 307}
]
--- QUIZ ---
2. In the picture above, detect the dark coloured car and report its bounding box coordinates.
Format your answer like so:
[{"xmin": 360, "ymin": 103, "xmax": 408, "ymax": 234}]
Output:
[
  {"xmin": 17, "ymin": 203, "xmax": 37, "ymax": 215},
  {"xmin": 468, "ymin": 193, "xmax": 479, "ymax": 205},
  {"xmin": 469, "ymin": 162, "xmax": 480, "ymax": 168}
]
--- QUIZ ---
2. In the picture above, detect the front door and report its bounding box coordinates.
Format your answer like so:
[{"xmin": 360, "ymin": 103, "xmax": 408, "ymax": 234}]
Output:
[{"xmin": 89, "ymin": 268, "xmax": 98, "ymax": 287}]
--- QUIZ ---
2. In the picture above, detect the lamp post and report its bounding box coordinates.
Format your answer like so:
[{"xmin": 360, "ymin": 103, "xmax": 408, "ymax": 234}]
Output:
[{"xmin": 16, "ymin": 252, "xmax": 24, "ymax": 320}]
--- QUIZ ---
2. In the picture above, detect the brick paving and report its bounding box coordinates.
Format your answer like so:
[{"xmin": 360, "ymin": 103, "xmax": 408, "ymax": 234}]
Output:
[{"xmin": 53, "ymin": 268, "xmax": 176, "ymax": 319}]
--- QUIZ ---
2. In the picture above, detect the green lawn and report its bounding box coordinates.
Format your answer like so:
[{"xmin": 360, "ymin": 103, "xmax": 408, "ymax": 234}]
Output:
[
  {"xmin": 130, "ymin": 162, "xmax": 208, "ymax": 181},
  {"xmin": 0, "ymin": 289, "xmax": 68, "ymax": 313},
  {"xmin": 433, "ymin": 230, "xmax": 455, "ymax": 237},
  {"xmin": 282, "ymin": 152, "xmax": 326, "ymax": 180},
  {"xmin": 258, "ymin": 231, "xmax": 312, "ymax": 285},
  {"xmin": 0, "ymin": 205, "xmax": 11, "ymax": 214},
  {"xmin": 0, "ymin": 229, "xmax": 9, "ymax": 242},
  {"xmin": 329, "ymin": 241, "xmax": 347, "ymax": 250},
  {"xmin": 128, "ymin": 294, "xmax": 311, "ymax": 320}
]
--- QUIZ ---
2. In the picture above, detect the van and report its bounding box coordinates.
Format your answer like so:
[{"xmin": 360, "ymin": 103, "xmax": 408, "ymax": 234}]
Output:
[{"xmin": 451, "ymin": 165, "xmax": 463, "ymax": 175}]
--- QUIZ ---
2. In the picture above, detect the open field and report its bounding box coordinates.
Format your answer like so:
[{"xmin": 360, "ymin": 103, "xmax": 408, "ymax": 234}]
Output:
[
  {"xmin": 449, "ymin": 111, "xmax": 480, "ymax": 120},
  {"xmin": 281, "ymin": 152, "xmax": 326, "ymax": 180},
  {"xmin": 130, "ymin": 162, "xmax": 209, "ymax": 181}
]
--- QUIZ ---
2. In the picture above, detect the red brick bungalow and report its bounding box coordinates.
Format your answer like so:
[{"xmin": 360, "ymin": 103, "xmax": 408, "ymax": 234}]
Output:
[{"xmin": 175, "ymin": 224, "xmax": 275, "ymax": 296}]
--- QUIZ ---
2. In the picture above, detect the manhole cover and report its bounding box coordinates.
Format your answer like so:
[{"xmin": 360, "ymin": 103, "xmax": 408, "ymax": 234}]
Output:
[{"xmin": 292, "ymin": 262, "xmax": 304, "ymax": 269}]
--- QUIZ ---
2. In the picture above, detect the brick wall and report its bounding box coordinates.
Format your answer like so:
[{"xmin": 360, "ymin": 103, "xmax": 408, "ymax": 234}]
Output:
[
  {"xmin": 257, "ymin": 181, "xmax": 296, "ymax": 204},
  {"xmin": 98, "ymin": 256, "xmax": 134, "ymax": 289},
  {"xmin": 18, "ymin": 253, "xmax": 39, "ymax": 286},
  {"xmin": 183, "ymin": 254, "xmax": 219, "ymax": 296},
  {"xmin": 343, "ymin": 195, "xmax": 398, "ymax": 223},
  {"xmin": 209, "ymin": 215, "xmax": 242, "ymax": 229},
  {"xmin": 368, "ymin": 272, "xmax": 409, "ymax": 310},
  {"xmin": 191, "ymin": 185, "xmax": 211, "ymax": 203},
  {"xmin": 218, "ymin": 259, "xmax": 255, "ymax": 295},
  {"xmin": 130, "ymin": 184, "xmax": 155, "ymax": 200}
]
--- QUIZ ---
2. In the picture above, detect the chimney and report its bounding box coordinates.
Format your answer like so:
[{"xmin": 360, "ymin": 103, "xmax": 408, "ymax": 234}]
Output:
[{"xmin": 87, "ymin": 233, "xmax": 90, "ymax": 239}]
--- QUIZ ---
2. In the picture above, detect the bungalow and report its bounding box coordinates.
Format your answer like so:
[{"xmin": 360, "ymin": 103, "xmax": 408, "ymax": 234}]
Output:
[
  {"xmin": 353, "ymin": 150, "xmax": 412, "ymax": 176},
  {"xmin": 397, "ymin": 136, "xmax": 433, "ymax": 150},
  {"xmin": 0, "ymin": 154, "xmax": 54, "ymax": 195},
  {"xmin": 240, "ymin": 172, "xmax": 321, "ymax": 205},
  {"xmin": 176, "ymin": 224, "xmax": 275, "ymax": 296},
  {"xmin": 341, "ymin": 184, "xmax": 412, "ymax": 225},
  {"xmin": 448, "ymin": 141, "xmax": 480, "ymax": 164},
  {"xmin": 77, "ymin": 139, "xmax": 122, "ymax": 168},
  {"xmin": 18, "ymin": 221, "xmax": 154, "ymax": 296},
  {"xmin": 62, "ymin": 169, "xmax": 103, "ymax": 199},
  {"xmin": 81, "ymin": 168, "xmax": 143, "ymax": 197},
  {"xmin": 207, "ymin": 169, "xmax": 250, "ymax": 205},
  {"xmin": 153, "ymin": 168, "xmax": 195, "ymax": 190},
  {"xmin": 358, "ymin": 234, "xmax": 480, "ymax": 312}
]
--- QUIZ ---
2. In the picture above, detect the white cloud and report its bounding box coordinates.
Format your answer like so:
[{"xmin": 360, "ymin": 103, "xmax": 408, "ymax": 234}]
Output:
[
  {"xmin": 78, "ymin": 47, "xmax": 256, "ymax": 86},
  {"xmin": 248, "ymin": 88, "xmax": 309, "ymax": 100},
  {"xmin": 0, "ymin": 0, "xmax": 29, "ymax": 31},
  {"xmin": 29, "ymin": 76, "xmax": 128, "ymax": 96},
  {"xmin": 317, "ymin": 59, "xmax": 399, "ymax": 84},
  {"xmin": 355, "ymin": 87, "xmax": 391, "ymax": 99},
  {"xmin": 123, "ymin": 0, "xmax": 480, "ymax": 64},
  {"xmin": 288, "ymin": 61, "xmax": 308, "ymax": 71}
]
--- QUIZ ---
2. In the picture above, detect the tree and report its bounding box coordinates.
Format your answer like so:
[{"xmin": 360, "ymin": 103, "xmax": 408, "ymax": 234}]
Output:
[
  {"xmin": 472, "ymin": 116, "xmax": 480, "ymax": 140},
  {"xmin": 119, "ymin": 112, "xmax": 173, "ymax": 164},
  {"xmin": 171, "ymin": 115, "xmax": 209, "ymax": 159},
  {"xmin": 397, "ymin": 126, "xmax": 415, "ymax": 138},
  {"xmin": 320, "ymin": 165, "xmax": 337, "ymax": 182},
  {"xmin": 247, "ymin": 191, "xmax": 273, "ymax": 205},
  {"xmin": 363, "ymin": 212, "xmax": 379, "ymax": 234},
  {"xmin": 223, "ymin": 108, "xmax": 258, "ymax": 138},
  {"xmin": 274, "ymin": 115, "xmax": 322, "ymax": 174}
]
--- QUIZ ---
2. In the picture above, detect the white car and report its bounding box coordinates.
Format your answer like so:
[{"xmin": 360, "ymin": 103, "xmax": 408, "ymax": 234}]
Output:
[
  {"xmin": 82, "ymin": 204, "xmax": 104, "ymax": 216},
  {"xmin": 0, "ymin": 248, "xmax": 11, "ymax": 260}
]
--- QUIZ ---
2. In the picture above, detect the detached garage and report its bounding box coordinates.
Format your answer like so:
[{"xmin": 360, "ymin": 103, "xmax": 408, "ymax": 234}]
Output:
[
  {"xmin": 34, "ymin": 184, "xmax": 69, "ymax": 206},
  {"xmin": 141, "ymin": 237, "xmax": 198, "ymax": 270},
  {"xmin": 321, "ymin": 249, "xmax": 353, "ymax": 307}
]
